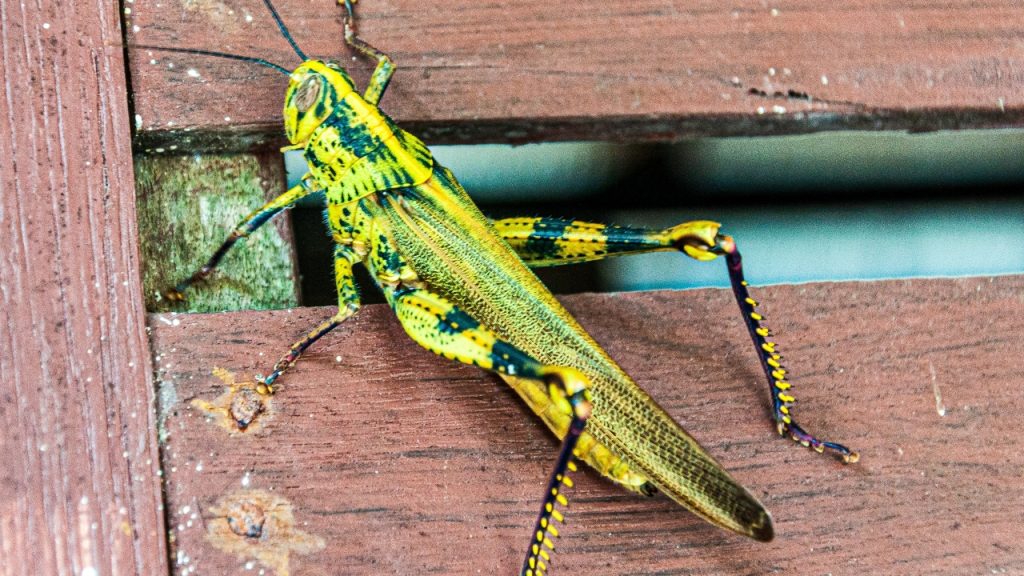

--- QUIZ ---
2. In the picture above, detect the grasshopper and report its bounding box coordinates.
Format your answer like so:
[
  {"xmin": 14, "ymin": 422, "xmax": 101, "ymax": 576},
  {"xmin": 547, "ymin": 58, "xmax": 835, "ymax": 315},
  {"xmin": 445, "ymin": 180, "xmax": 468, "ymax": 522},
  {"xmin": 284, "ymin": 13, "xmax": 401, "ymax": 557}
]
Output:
[{"xmin": 146, "ymin": 1, "xmax": 858, "ymax": 573}]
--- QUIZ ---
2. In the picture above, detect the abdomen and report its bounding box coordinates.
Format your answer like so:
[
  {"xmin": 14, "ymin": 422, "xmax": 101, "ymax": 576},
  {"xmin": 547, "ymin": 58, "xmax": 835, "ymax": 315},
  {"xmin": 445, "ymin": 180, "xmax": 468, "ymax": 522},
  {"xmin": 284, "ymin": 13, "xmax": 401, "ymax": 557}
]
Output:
[{"xmin": 376, "ymin": 165, "xmax": 772, "ymax": 541}]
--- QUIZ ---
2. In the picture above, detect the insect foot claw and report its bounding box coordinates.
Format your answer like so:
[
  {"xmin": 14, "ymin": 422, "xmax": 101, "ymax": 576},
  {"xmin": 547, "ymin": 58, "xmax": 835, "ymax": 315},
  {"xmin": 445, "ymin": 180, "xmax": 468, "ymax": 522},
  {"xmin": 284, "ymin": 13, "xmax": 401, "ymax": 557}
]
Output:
[
  {"xmin": 780, "ymin": 420, "xmax": 859, "ymax": 464},
  {"xmin": 162, "ymin": 287, "xmax": 187, "ymax": 303},
  {"xmin": 254, "ymin": 374, "xmax": 277, "ymax": 396}
]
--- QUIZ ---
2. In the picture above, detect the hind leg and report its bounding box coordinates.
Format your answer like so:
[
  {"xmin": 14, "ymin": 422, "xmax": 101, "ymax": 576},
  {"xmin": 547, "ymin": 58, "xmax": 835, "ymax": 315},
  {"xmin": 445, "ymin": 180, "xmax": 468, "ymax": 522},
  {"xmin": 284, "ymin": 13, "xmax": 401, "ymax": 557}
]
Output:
[
  {"xmin": 383, "ymin": 284, "xmax": 592, "ymax": 575},
  {"xmin": 492, "ymin": 216, "xmax": 858, "ymax": 462}
]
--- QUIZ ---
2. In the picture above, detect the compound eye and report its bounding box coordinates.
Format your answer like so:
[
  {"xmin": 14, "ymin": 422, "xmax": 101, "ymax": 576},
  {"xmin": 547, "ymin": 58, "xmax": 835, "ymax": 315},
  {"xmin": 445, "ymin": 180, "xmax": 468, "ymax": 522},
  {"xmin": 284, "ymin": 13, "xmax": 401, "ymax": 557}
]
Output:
[{"xmin": 293, "ymin": 76, "xmax": 321, "ymax": 113}]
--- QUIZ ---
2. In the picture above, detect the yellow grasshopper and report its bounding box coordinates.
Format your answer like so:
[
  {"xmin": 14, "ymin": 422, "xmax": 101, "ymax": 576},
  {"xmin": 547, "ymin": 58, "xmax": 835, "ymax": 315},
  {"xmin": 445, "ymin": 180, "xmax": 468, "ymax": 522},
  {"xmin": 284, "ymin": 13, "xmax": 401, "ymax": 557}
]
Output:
[{"xmin": 147, "ymin": 1, "xmax": 858, "ymax": 573}]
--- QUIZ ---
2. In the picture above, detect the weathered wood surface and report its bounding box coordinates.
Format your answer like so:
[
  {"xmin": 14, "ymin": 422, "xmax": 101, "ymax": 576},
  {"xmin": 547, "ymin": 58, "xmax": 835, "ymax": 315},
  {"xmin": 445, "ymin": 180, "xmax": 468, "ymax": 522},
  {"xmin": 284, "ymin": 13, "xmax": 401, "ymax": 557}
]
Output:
[
  {"xmin": 0, "ymin": 0, "xmax": 168, "ymax": 574},
  {"xmin": 127, "ymin": 0, "xmax": 1024, "ymax": 151},
  {"xmin": 150, "ymin": 276, "xmax": 1024, "ymax": 575},
  {"xmin": 135, "ymin": 152, "xmax": 300, "ymax": 313}
]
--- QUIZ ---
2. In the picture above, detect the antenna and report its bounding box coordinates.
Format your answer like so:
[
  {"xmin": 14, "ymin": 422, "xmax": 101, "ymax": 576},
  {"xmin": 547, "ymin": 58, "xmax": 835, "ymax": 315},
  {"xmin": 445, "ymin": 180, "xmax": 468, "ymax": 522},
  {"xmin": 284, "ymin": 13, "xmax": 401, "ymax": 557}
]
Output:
[
  {"xmin": 134, "ymin": 0, "xmax": 310, "ymax": 74},
  {"xmin": 261, "ymin": 0, "xmax": 309, "ymax": 62},
  {"xmin": 135, "ymin": 45, "xmax": 291, "ymax": 76}
]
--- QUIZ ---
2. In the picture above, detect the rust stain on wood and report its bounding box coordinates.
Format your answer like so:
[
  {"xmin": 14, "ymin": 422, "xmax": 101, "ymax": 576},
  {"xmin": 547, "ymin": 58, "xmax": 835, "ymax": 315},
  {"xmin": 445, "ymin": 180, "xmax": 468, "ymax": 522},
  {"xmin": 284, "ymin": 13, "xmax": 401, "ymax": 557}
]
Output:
[
  {"xmin": 204, "ymin": 490, "xmax": 325, "ymax": 576},
  {"xmin": 151, "ymin": 277, "xmax": 1024, "ymax": 574},
  {"xmin": 192, "ymin": 368, "xmax": 274, "ymax": 433}
]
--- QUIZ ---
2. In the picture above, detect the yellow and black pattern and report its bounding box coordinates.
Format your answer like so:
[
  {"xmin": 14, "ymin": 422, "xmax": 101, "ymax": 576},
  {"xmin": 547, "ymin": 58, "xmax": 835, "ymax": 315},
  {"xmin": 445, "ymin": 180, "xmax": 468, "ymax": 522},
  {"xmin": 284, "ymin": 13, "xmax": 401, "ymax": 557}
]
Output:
[
  {"xmin": 381, "ymin": 282, "xmax": 593, "ymax": 576},
  {"xmin": 164, "ymin": 2, "xmax": 859, "ymax": 573},
  {"xmin": 385, "ymin": 285, "xmax": 587, "ymax": 399},
  {"xmin": 333, "ymin": 125, "xmax": 433, "ymax": 202},
  {"xmin": 493, "ymin": 216, "xmax": 858, "ymax": 464},
  {"xmin": 493, "ymin": 217, "xmax": 725, "ymax": 267},
  {"xmin": 283, "ymin": 61, "xmax": 356, "ymax": 145},
  {"xmin": 387, "ymin": 285, "xmax": 502, "ymax": 370},
  {"xmin": 522, "ymin": 457, "xmax": 581, "ymax": 576},
  {"xmin": 326, "ymin": 196, "xmax": 375, "ymax": 247},
  {"xmin": 332, "ymin": 244, "xmax": 361, "ymax": 310},
  {"xmin": 288, "ymin": 60, "xmax": 433, "ymax": 206},
  {"xmin": 374, "ymin": 171, "xmax": 778, "ymax": 541}
]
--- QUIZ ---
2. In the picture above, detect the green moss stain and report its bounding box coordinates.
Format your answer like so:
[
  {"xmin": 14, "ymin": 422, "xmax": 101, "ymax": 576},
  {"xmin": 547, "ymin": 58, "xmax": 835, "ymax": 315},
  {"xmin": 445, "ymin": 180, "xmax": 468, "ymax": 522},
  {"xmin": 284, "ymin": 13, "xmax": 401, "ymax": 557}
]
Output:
[{"xmin": 135, "ymin": 153, "xmax": 299, "ymax": 312}]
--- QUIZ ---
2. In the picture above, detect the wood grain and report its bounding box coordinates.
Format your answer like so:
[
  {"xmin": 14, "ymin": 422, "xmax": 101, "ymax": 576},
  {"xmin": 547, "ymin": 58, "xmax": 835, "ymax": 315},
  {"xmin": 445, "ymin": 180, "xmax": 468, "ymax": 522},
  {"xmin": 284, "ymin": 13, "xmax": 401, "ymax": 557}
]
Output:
[
  {"xmin": 126, "ymin": 0, "xmax": 1024, "ymax": 151},
  {"xmin": 0, "ymin": 0, "xmax": 168, "ymax": 574},
  {"xmin": 150, "ymin": 277, "xmax": 1024, "ymax": 575},
  {"xmin": 135, "ymin": 152, "xmax": 300, "ymax": 313}
]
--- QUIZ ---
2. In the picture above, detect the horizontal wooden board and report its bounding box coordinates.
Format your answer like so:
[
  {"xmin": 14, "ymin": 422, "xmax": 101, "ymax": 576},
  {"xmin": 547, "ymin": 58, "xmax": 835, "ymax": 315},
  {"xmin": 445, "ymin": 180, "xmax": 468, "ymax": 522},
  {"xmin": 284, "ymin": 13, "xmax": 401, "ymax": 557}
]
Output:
[
  {"xmin": 150, "ymin": 277, "xmax": 1024, "ymax": 575},
  {"xmin": 127, "ymin": 0, "xmax": 1024, "ymax": 151}
]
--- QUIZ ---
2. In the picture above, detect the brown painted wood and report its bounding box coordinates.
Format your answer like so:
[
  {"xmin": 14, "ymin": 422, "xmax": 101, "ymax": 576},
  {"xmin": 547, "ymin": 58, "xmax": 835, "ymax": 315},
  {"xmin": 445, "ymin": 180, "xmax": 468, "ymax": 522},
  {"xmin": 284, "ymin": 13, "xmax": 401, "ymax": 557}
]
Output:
[
  {"xmin": 150, "ymin": 277, "xmax": 1024, "ymax": 575},
  {"xmin": 126, "ymin": 0, "xmax": 1024, "ymax": 151},
  {"xmin": 0, "ymin": 0, "xmax": 169, "ymax": 574}
]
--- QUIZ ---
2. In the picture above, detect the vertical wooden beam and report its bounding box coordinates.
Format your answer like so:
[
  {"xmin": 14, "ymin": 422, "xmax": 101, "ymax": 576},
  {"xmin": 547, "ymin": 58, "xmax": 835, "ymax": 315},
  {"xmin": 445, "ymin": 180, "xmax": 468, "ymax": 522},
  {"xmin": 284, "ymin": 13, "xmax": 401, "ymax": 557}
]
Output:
[{"xmin": 0, "ymin": 0, "xmax": 169, "ymax": 574}]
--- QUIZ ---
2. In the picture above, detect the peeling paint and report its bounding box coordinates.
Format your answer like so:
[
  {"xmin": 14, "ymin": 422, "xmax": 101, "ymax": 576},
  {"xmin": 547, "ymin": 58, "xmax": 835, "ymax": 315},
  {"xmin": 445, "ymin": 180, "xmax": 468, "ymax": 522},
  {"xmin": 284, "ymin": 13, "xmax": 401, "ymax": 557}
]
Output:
[{"xmin": 929, "ymin": 362, "xmax": 946, "ymax": 417}]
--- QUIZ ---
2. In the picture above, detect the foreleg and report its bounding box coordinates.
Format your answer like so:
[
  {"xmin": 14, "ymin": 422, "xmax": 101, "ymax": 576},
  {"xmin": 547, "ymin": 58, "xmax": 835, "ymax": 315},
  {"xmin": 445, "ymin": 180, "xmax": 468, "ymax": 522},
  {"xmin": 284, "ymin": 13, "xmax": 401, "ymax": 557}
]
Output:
[
  {"xmin": 257, "ymin": 244, "xmax": 361, "ymax": 394},
  {"xmin": 166, "ymin": 181, "xmax": 317, "ymax": 301},
  {"xmin": 339, "ymin": 0, "xmax": 395, "ymax": 106}
]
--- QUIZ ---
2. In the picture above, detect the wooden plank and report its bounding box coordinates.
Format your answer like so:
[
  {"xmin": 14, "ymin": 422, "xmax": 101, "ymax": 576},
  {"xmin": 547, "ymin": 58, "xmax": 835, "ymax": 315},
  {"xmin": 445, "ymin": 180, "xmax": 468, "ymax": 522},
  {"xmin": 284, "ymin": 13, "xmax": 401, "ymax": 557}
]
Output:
[
  {"xmin": 126, "ymin": 0, "xmax": 1024, "ymax": 151},
  {"xmin": 150, "ymin": 277, "xmax": 1024, "ymax": 575},
  {"xmin": 135, "ymin": 152, "xmax": 301, "ymax": 313},
  {"xmin": 0, "ymin": 0, "xmax": 169, "ymax": 574}
]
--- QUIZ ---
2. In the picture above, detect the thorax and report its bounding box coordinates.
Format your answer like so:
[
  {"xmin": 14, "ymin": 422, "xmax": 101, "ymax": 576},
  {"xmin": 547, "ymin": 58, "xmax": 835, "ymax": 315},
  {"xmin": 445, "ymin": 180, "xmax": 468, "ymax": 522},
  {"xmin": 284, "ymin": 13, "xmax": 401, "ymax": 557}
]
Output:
[{"xmin": 303, "ymin": 95, "xmax": 435, "ymax": 239}]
